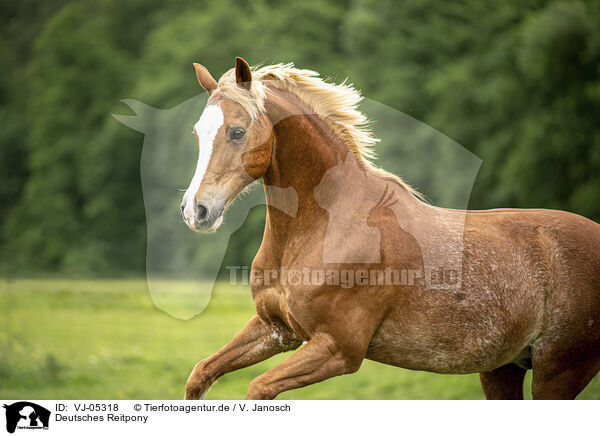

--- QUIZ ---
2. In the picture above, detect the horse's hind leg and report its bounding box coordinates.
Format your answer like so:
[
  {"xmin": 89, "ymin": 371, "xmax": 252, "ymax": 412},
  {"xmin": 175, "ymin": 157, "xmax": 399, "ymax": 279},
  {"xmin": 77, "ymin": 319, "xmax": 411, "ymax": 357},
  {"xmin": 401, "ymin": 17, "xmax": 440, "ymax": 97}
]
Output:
[
  {"xmin": 530, "ymin": 337, "xmax": 600, "ymax": 399},
  {"xmin": 479, "ymin": 364, "xmax": 527, "ymax": 399}
]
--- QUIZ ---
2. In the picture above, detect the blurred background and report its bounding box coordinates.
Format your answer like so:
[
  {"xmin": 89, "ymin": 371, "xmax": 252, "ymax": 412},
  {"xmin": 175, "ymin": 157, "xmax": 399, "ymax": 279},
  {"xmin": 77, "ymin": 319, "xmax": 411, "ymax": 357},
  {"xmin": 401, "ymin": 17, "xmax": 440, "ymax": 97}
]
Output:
[{"xmin": 1, "ymin": 0, "xmax": 600, "ymax": 399}]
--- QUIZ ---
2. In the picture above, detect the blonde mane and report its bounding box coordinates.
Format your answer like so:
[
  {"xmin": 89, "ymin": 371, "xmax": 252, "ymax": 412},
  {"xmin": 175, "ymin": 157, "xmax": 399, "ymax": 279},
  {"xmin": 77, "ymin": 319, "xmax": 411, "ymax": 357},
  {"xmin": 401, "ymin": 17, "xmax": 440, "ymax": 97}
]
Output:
[{"xmin": 216, "ymin": 63, "xmax": 423, "ymax": 200}]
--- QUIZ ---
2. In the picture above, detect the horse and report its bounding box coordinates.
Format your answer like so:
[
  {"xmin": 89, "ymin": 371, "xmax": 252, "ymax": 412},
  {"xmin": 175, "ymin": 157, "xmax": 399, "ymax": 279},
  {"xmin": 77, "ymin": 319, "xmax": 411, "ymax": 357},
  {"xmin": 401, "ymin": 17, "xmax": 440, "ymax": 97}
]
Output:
[{"xmin": 180, "ymin": 57, "xmax": 600, "ymax": 399}]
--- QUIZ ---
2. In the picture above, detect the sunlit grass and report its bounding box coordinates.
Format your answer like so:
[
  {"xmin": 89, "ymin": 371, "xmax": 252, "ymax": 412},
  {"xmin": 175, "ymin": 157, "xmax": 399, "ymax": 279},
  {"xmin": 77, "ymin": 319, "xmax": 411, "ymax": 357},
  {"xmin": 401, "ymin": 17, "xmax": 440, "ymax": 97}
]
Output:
[{"xmin": 1, "ymin": 279, "xmax": 599, "ymax": 399}]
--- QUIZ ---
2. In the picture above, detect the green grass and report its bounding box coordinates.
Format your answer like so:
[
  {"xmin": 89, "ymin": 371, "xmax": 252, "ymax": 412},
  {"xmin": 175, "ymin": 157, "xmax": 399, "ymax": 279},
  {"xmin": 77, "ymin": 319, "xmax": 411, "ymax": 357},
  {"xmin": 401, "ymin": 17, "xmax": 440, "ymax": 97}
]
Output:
[{"xmin": 1, "ymin": 279, "xmax": 600, "ymax": 399}]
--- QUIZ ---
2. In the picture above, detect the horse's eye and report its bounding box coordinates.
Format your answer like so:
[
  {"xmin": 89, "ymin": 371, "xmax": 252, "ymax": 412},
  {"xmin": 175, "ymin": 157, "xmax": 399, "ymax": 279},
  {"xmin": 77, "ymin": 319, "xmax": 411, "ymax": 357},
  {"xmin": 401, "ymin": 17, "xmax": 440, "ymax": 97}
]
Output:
[{"xmin": 230, "ymin": 127, "xmax": 246, "ymax": 140}]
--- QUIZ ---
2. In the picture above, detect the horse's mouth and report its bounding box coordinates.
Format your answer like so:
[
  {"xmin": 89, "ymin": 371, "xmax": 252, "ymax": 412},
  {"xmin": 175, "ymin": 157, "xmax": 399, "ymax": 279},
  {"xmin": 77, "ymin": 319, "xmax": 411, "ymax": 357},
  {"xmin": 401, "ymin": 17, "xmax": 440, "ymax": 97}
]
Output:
[{"xmin": 189, "ymin": 214, "xmax": 223, "ymax": 233}]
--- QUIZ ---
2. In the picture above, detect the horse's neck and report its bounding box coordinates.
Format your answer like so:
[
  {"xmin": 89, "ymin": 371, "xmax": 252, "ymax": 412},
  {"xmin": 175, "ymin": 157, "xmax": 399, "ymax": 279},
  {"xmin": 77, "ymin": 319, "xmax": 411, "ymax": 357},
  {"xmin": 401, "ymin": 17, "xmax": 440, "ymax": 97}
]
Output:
[
  {"xmin": 261, "ymin": 89, "xmax": 429, "ymax": 235},
  {"xmin": 259, "ymin": 89, "xmax": 466, "ymax": 281},
  {"xmin": 262, "ymin": 89, "xmax": 347, "ymax": 216}
]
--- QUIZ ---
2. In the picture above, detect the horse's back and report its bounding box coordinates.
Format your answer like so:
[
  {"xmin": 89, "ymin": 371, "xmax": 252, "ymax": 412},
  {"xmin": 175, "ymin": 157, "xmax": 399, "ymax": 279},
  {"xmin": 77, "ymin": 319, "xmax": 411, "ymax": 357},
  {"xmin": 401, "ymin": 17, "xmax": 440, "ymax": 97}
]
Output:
[{"xmin": 464, "ymin": 207, "xmax": 600, "ymax": 287}]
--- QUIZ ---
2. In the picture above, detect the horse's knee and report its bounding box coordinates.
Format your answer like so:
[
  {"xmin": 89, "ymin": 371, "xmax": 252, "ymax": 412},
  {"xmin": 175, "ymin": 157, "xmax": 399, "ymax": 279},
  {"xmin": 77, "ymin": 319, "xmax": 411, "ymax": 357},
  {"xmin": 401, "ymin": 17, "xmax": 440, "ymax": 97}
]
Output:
[
  {"xmin": 339, "ymin": 353, "xmax": 362, "ymax": 375},
  {"xmin": 247, "ymin": 379, "xmax": 276, "ymax": 400},
  {"xmin": 184, "ymin": 362, "xmax": 213, "ymax": 400}
]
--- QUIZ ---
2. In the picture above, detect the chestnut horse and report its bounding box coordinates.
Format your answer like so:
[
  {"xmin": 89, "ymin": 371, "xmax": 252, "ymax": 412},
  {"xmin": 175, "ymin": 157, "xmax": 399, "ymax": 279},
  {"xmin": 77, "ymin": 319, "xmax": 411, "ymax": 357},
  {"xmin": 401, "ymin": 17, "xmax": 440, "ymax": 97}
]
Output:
[{"xmin": 181, "ymin": 57, "xmax": 600, "ymax": 399}]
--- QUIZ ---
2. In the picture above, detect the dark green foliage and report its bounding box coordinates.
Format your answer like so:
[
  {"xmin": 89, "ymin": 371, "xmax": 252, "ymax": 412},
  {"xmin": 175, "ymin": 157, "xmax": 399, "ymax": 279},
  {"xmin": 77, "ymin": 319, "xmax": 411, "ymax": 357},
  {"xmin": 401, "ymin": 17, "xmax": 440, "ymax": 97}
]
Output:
[{"xmin": 1, "ymin": 0, "xmax": 599, "ymax": 275}]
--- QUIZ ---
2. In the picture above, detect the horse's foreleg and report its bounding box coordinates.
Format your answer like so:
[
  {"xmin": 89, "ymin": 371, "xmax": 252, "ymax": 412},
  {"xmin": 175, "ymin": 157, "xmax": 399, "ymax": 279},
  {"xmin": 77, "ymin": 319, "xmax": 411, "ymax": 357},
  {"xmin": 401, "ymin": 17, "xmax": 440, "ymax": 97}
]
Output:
[
  {"xmin": 479, "ymin": 363, "xmax": 527, "ymax": 399},
  {"xmin": 184, "ymin": 315, "xmax": 301, "ymax": 399},
  {"xmin": 245, "ymin": 333, "xmax": 363, "ymax": 399}
]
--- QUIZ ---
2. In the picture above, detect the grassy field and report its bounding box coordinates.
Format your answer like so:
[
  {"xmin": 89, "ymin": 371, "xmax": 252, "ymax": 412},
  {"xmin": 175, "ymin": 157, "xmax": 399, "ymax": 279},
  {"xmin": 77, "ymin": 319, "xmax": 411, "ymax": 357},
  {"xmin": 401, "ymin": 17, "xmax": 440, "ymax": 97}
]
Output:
[{"xmin": 1, "ymin": 279, "xmax": 600, "ymax": 400}]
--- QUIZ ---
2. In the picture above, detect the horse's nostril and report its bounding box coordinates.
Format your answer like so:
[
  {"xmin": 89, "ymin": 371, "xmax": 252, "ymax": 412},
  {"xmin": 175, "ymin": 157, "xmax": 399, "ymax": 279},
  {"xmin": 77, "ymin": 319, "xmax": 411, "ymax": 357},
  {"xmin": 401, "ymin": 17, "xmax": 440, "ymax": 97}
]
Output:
[{"xmin": 196, "ymin": 204, "xmax": 208, "ymax": 221}]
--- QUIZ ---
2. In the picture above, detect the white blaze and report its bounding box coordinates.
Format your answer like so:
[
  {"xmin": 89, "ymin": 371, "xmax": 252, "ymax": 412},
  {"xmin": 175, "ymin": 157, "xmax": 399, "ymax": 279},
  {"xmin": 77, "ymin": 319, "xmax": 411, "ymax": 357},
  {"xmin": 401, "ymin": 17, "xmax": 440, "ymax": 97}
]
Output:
[{"xmin": 182, "ymin": 104, "xmax": 224, "ymax": 224}]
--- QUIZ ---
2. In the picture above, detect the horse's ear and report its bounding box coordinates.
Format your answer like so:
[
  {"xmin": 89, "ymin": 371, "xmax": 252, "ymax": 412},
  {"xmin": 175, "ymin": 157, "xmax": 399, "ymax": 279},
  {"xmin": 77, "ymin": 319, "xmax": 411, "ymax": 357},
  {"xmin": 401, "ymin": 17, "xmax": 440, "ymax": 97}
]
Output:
[
  {"xmin": 235, "ymin": 57, "xmax": 252, "ymax": 91},
  {"xmin": 193, "ymin": 63, "xmax": 218, "ymax": 94}
]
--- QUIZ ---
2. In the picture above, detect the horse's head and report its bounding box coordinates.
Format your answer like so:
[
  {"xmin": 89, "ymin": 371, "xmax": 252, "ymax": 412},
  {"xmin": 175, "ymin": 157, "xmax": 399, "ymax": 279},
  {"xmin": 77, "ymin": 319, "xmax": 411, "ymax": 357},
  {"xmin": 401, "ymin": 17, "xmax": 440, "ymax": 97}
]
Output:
[{"xmin": 181, "ymin": 57, "xmax": 274, "ymax": 232}]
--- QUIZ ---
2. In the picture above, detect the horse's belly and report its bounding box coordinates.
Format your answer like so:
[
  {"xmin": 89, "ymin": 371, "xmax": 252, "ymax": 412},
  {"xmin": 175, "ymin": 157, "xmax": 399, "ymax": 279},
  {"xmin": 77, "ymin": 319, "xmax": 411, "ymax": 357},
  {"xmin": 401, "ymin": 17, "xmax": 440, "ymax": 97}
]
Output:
[{"xmin": 366, "ymin": 312, "xmax": 535, "ymax": 374}]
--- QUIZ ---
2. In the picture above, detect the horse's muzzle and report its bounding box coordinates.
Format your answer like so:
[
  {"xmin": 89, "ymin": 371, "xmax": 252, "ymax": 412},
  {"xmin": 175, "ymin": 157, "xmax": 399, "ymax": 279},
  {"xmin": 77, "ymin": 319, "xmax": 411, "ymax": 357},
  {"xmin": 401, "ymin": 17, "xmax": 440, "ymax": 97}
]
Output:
[{"xmin": 190, "ymin": 201, "xmax": 224, "ymax": 232}]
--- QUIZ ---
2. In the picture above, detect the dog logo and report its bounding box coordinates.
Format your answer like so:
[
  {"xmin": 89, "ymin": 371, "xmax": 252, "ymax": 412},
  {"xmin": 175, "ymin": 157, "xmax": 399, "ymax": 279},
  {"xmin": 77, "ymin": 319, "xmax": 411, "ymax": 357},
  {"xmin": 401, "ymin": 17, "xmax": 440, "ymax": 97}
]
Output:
[{"xmin": 3, "ymin": 402, "xmax": 50, "ymax": 433}]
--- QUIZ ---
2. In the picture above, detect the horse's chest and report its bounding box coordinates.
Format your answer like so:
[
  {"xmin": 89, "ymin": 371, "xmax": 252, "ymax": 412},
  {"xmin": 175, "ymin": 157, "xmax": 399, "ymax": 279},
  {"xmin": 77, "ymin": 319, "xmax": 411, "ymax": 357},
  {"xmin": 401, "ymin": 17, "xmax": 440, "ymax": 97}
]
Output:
[{"xmin": 253, "ymin": 283, "xmax": 310, "ymax": 339}]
